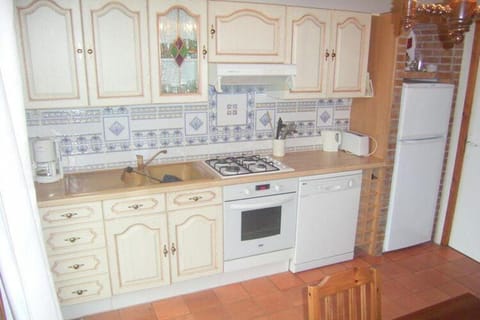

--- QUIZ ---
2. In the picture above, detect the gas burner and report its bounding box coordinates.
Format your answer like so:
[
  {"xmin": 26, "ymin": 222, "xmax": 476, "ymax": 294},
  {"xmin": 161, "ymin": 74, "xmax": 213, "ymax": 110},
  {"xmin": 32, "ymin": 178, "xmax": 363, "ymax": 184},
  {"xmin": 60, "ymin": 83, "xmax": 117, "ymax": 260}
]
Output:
[{"xmin": 204, "ymin": 155, "xmax": 294, "ymax": 178}]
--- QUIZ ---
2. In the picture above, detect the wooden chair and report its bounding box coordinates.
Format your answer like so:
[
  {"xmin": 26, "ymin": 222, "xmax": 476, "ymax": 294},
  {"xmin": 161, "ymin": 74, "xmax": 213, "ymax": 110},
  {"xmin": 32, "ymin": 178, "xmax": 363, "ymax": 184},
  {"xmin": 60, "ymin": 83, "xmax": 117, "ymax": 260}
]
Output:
[{"xmin": 307, "ymin": 267, "xmax": 381, "ymax": 320}]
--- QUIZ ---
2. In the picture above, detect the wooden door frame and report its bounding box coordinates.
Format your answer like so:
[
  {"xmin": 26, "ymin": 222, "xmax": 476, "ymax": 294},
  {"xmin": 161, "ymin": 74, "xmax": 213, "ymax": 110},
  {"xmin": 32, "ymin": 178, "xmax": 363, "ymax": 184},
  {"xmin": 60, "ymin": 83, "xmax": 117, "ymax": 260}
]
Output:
[{"xmin": 441, "ymin": 21, "xmax": 480, "ymax": 245}]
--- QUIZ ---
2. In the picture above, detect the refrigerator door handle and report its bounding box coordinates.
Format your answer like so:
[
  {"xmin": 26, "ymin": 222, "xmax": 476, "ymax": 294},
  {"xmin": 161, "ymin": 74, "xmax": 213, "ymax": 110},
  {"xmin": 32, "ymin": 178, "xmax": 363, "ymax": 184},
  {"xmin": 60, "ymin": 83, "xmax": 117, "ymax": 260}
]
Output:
[{"xmin": 400, "ymin": 136, "xmax": 445, "ymax": 143}]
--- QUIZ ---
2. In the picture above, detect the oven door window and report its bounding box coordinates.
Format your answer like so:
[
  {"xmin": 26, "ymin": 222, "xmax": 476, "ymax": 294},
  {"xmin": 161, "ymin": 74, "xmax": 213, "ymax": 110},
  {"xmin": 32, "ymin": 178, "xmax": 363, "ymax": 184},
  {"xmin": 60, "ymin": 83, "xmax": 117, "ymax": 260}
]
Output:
[{"xmin": 241, "ymin": 206, "xmax": 281, "ymax": 241}]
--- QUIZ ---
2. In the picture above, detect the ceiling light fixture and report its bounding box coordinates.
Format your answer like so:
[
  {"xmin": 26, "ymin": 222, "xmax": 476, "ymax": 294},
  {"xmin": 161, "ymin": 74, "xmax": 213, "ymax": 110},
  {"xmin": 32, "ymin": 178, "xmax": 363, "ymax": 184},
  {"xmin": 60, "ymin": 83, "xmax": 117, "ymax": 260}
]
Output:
[{"xmin": 402, "ymin": 0, "xmax": 480, "ymax": 43}]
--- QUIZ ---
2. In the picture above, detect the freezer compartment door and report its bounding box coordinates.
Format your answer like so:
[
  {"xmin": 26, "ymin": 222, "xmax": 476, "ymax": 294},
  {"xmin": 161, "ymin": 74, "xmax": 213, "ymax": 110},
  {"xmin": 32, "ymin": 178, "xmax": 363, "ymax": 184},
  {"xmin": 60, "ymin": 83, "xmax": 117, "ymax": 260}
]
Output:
[
  {"xmin": 384, "ymin": 137, "xmax": 446, "ymax": 252},
  {"xmin": 398, "ymin": 83, "xmax": 454, "ymax": 139}
]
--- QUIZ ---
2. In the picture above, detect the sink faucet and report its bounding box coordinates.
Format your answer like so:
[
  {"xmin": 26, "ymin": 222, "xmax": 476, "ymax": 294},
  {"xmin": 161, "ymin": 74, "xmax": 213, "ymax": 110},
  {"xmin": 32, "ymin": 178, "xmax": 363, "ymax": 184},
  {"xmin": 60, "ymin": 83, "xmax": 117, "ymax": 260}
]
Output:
[{"xmin": 137, "ymin": 149, "xmax": 167, "ymax": 171}]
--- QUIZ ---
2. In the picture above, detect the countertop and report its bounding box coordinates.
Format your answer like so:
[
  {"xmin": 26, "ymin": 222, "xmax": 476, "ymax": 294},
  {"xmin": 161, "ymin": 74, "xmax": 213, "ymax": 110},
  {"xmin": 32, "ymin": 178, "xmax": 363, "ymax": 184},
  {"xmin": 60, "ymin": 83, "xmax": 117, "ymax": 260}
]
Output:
[{"xmin": 35, "ymin": 150, "xmax": 386, "ymax": 207}]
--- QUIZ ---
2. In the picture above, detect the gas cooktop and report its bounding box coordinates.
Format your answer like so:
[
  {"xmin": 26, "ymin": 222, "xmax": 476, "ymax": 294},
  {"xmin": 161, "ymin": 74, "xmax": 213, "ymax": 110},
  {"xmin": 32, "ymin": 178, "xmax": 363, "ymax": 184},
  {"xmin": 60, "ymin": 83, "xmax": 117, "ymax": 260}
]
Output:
[{"xmin": 204, "ymin": 155, "xmax": 294, "ymax": 178}]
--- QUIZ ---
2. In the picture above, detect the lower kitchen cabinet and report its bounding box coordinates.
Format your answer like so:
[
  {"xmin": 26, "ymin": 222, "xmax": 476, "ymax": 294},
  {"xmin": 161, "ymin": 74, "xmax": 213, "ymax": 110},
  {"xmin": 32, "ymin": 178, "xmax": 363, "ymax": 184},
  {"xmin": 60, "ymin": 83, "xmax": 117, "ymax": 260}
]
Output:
[
  {"xmin": 104, "ymin": 213, "xmax": 171, "ymax": 294},
  {"xmin": 168, "ymin": 204, "xmax": 223, "ymax": 282}
]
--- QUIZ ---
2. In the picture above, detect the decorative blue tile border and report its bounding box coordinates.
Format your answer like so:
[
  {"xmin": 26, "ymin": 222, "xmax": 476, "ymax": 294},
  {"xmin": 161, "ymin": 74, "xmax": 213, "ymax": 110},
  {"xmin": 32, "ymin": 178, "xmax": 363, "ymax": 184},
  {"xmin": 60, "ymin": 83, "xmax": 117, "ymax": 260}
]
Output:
[{"xmin": 25, "ymin": 86, "xmax": 353, "ymax": 171}]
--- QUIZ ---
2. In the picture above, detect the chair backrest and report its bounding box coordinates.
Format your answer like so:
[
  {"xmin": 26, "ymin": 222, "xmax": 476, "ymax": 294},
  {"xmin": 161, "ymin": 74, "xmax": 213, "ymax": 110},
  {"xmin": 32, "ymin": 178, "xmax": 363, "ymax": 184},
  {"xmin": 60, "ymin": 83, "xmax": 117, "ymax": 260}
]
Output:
[{"xmin": 307, "ymin": 267, "xmax": 381, "ymax": 320}]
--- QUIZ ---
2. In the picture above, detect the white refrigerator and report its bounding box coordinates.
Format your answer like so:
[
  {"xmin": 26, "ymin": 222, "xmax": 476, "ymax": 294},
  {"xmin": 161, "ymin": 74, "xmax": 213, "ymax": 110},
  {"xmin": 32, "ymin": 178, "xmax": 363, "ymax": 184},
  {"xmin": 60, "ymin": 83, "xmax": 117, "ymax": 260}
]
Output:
[
  {"xmin": 384, "ymin": 82, "xmax": 454, "ymax": 252},
  {"xmin": 449, "ymin": 65, "xmax": 480, "ymax": 262}
]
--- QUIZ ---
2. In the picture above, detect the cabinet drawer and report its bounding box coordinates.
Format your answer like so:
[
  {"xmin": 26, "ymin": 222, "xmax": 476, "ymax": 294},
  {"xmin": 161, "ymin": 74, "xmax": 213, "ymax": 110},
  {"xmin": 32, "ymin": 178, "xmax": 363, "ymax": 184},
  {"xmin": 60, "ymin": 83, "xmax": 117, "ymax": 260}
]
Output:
[
  {"xmin": 103, "ymin": 194, "xmax": 165, "ymax": 219},
  {"xmin": 39, "ymin": 202, "xmax": 102, "ymax": 227},
  {"xmin": 167, "ymin": 187, "xmax": 222, "ymax": 211},
  {"xmin": 44, "ymin": 222, "xmax": 105, "ymax": 255},
  {"xmin": 55, "ymin": 274, "xmax": 111, "ymax": 305},
  {"xmin": 49, "ymin": 249, "xmax": 108, "ymax": 282}
]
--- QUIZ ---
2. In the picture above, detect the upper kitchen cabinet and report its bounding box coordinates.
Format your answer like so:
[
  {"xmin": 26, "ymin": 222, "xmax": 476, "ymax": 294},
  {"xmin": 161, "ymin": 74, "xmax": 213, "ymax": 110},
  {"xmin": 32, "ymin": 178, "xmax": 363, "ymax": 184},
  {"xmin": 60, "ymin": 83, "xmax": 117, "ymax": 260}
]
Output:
[
  {"xmin": 149, "ymin": 0, "xmax": 208, "ymax": 103},
  {"xmin": 207, "ymin": 1, "xmax": 286, "ymax": 63},
  {"xmin": 329, "ymin": 11, "xmax": 371, "ymax": 97},
  {"xmin": 285, "ymin": 9, "xmax": 371, "ymax": 98},
  {"xmin": 81, "ymin": 0, "xmax": 150, "ymax": 106},
  {"xmin": 16, "ymin": 0, "xmax": 88, "ymax": 108},
  {"xmin": 16, "ymin": 0, "xmax": 150, "ymax": 109}
]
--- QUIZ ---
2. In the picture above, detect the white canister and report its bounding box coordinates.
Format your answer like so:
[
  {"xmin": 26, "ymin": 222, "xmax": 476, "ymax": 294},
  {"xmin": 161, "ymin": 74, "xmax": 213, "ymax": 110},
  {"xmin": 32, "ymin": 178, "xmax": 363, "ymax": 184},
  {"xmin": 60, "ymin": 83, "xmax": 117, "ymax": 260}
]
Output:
[
  {"xmin": 322, "ymin": 130, "xmax": 342, "ymax": 152},
  {"xmin": 272, "ymin": 139, "xmax": 285, "ymax": 157}
]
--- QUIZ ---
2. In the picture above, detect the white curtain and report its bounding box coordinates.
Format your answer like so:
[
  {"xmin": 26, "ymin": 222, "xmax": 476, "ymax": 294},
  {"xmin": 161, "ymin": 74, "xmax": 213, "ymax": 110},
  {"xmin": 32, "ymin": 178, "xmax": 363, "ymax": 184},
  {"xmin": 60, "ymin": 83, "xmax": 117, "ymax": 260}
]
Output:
[{"xmin": 0, "ymin": 0, "xmax": 62, "ymax": 319}]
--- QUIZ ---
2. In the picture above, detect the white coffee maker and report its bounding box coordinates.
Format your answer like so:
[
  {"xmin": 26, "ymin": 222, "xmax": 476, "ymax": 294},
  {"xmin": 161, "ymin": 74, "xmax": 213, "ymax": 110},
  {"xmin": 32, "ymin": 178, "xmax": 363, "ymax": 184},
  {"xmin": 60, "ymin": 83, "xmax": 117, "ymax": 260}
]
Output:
[{"xmin": 32, "ymin": 137, "xmax": 63, "ymax": 183}]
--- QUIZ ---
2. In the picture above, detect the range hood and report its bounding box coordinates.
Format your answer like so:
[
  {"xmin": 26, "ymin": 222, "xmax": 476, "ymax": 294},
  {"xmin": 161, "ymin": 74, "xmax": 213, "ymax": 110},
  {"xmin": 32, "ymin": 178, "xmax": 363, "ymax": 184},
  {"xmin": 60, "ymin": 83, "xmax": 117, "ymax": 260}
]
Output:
[{"xmin": 208, "ymin": 63, "xmax": 296, "ymax": 93}]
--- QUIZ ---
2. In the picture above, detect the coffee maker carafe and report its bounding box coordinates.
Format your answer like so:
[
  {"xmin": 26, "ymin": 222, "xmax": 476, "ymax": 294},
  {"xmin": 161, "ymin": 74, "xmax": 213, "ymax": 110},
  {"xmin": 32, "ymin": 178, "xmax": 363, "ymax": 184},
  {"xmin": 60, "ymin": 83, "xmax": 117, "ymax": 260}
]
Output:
[{"xmin": 32, "ymin": 138, "xmax": 63, "ymax": 183}]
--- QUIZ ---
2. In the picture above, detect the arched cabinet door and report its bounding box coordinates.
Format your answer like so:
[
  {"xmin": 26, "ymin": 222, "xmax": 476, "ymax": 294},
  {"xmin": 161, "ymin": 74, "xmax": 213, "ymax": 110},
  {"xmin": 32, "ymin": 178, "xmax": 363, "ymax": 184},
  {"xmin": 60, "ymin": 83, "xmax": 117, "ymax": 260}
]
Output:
[
  {"xmin": 16, "ymin": 0, "xmax": 88, "ymax": 108},
  {"xmin": 105, "ymin": 214, "xmax": 170, "ymax": 294},
  {"xmin": 81, "ymin": 0, "xmax": 151, "ymax": 106},
  {"xmin": 208, "ymin": 1, "xmax": 286, "ymax": 63},
  {"xmin": 329, "ymin": 11, "xmax": 371, "ymax": 97},
  {"xmin": 168, "ymin": 205, "xmax": 223, "ymax": 283},
  {"xmin": 149, "ymin": 0, "xmax": 208, "ymax": 103}
]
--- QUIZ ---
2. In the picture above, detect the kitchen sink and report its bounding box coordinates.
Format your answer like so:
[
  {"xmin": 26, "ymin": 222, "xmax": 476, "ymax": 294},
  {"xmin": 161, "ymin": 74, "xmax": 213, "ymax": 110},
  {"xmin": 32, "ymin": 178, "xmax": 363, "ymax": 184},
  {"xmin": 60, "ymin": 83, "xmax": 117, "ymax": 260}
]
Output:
[{"xmin": 56, "ymin": 162, "xmax": 216, "ymax": 197}]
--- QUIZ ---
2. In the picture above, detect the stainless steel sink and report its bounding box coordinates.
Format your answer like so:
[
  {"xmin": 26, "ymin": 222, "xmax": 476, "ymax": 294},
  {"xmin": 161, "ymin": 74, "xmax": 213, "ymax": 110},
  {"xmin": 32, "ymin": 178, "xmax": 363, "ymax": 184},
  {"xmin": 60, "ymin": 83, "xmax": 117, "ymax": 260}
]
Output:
[{"xmin": 146, "ymin": 162, "xmax": 212, "ymax": 182}]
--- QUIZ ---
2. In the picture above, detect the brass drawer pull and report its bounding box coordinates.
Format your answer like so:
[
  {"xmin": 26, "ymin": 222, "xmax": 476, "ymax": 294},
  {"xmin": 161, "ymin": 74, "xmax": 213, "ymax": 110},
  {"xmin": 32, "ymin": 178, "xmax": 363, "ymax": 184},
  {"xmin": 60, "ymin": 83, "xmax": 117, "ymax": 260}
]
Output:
[
  {"xmin": 64, "ymin": 237, "xmax": 80, "ymax": 243},
  {"xmin": 188, "ymin": 196, "xmax": 203, "ymax": 202},
  {"xmin": 73, "ymin": 289, "xmax": 88, "ymax": 296},
  {"xmin": 76, "ymin": 48, "xmax": 83, "ymax": 54},
  {"xmin": 202, "ymin": 45, "xmax": 207, "ymax": 59},
  {"xmin": 68, "ymin": 263, "xmax": 84, "ymax": 270},
  {"xmin": 331, "ymin": 49, "xmax": 336, "ymax": 60},
  {"xmin": 171, "ymin": 243, "xmax": 176, "ymax": 255},
  {"xmin": 87, "ymin": 48, "xmax": 93, "ymax": 54},
  {"xmin": 325, "ymin": 49, "xmax": 330, "ymax": 61},
  {"xmin": 61, "ymin": 212, "xmax": 78, "ymax": 219},
  {"xmin": 210, "ymin": 25, "xmax": 216, "ymax": 38},
  {"xmin": 128, "ymin": 204, "xmax": 144, "ymax": 210}
]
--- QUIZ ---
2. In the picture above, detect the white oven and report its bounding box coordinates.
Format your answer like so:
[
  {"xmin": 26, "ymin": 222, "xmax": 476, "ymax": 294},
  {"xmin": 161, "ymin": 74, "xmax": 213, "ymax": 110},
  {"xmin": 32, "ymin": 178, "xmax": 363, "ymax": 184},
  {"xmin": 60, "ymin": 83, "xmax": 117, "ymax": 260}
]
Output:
[{"xmin": 223, "ymin": 178, "xmax": 298, "ymax": 261}]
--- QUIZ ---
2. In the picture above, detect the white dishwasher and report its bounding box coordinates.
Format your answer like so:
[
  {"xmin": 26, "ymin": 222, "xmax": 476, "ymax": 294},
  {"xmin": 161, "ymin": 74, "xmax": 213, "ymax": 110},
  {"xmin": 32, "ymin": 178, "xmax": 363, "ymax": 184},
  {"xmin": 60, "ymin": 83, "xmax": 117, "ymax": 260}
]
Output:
[{"xmin": 290, "ymin": 170, "xmax": 362, "ymax": 273}]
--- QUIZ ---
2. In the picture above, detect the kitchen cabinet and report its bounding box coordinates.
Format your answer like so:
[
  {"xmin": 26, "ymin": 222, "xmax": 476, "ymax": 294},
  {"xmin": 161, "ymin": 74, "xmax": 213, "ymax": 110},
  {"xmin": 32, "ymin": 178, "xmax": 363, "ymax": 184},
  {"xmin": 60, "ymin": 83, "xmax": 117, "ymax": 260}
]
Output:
[
  {"xmin": 16, "ymin": 0, "xmax": 88, "ymax": 108},
  {"xmin": 167, "ymin": 187, "xmax": 223, "ymax": 282},
  {"xmin": 16, "ymin": 0, "xmax": 150, "ymax": 108},
  {"xmin": 104, "ymin": 187, "xmax": 222, "ymax": 294},
  {"xmin": 149, "ymin": 0, "xmax": 208, "ymax": 103},
  {"xmin": 285, "ymin": 8, "xmax": 371, "ymax": 98},
  {"xmin": 207, "ymin": 1, "xmax": 286, "ymax": 63},
  {"xmin": 38, "ymin": 201, "xmax": 111, "ymax": 305}
]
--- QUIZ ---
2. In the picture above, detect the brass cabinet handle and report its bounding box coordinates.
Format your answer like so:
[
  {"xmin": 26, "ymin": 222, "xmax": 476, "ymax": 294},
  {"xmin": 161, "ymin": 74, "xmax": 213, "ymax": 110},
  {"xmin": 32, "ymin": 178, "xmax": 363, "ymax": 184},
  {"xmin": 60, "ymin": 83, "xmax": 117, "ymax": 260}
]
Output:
[
  {"xmin": 202, "ymin": 45, "xmax": 207, "ymax": 59},
  {"xmin": 76, "ymin": 48, "xmax": 83, "ymax": 54},
  {"xmin": 61, "ymin": 212, "xmax": 78, "ymax": 219},
  {"xmin": 210, "ymin": 25, "xmax": 216, "ymax": 38},
  {"xmin": 325, "ymin": 49, "xmax": 330, "ymax": 61},
  {"xmin": 331, "ymin": 49, "xmax": 336, "ymax": 60},
  {"xmin": 188, "ymin": 195, "xmax": 202, "ymax": 202},
  {"xmin": 73, "ymin": 289, "xmax": 87, "ymax": 296},
  {"xmin": 163, "ymin": 244, "xmax": 169, "ymax": 257},
  {"xmin": 65, "ymin": 237, "xmax": 80, "ymax": 243},
  {"xmin": 171, "ymin": 243, "xmax": 176, "ymax": 255},
  {"xmin": 87, "ymin": 48, "xmax": 93, "ymax": 54},
  {"xmin": 128, "ymin": 204, "xmax": 143, "ymax": 210},
  {"xmin": 68, "ymin": 263, "xmax": 84, "ymax": 270}
]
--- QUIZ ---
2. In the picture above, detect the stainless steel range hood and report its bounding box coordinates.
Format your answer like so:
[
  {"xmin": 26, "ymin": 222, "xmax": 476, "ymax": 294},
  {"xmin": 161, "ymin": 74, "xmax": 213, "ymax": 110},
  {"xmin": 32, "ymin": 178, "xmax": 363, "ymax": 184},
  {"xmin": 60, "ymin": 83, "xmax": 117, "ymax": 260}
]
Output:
[{"xmin": 208, "ymin": 63, "xmax": 296, "ymax": 93}]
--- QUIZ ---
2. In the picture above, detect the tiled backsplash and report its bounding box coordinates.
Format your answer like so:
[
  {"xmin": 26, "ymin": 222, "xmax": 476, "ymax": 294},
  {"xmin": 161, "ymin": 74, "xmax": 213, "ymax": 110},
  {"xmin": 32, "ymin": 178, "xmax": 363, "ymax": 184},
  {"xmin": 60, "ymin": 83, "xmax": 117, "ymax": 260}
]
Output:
[{"xmin": 26, "ymin": 86, "xmax": 351, "ymax": 173}]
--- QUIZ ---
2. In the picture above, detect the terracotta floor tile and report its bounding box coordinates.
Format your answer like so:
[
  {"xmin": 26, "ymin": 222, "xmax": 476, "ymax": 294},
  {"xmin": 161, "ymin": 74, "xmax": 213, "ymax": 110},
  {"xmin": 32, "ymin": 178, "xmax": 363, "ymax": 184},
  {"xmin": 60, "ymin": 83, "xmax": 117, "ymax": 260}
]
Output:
[
  {"xmin": 251, "ymin": 290, "xmax": 292, "ymax": 314},
  {"xmin": 382, "ymin": 297, "xmax": 409, "ymax": 320},
  {"xmin": 283, "ymin": 285, "xmax": 308, "ymax": 307},
  {"xmin": 317, "ymin": 262, "xmax": 347, "ymax": 275},
  {"xmin": 241, "ymin": 277, "xmax": 278, "ymax": 297},
  {"xmin": 213, "ymin": 283, "xmax": 250, "ymax": 305},
  {"xmin": 394, "ymin": 255, "xmax": 431, "ymax": 273},
  {"xmin": 376, "ymin": 261, "xmax": 411, "ymax": 280},
  {"xmin": 118, "ymin": 303, "xmax": 157, "ymax": 320},
  {"xmin": 454, "ymin": 272, "xmax": 480, "ymax": 295},
  {"xmin": 295, "ymin": 268, "xmax": 326, "ymax": 284},
  {"xmin": 381, "ymin": 278, "xmax": 412, "ymax": 300},
  {"xmin": 190, "ymin": 305, "xmax": 229, "ymax": 320},
  {"xmin": 394, "ymin": 292, "xmax": 431, "ymax": 313},
  {"xmin": 268, "ymin": 272, "xmax": 304, "ymax": 290},
  {"xmin": 450, "ymin": 257, "xmax": 480, "ymax": 275},
  {"xmin": 84, "ymin": 310, "xmax": 121, "ymax": 320},
  {"xmin": 152, "ymin": 296, "xmax": 190, "ymax": 320},
  {"xmin": 415, "ymin": 287, "xmax": 450, "ymax": 306},
  {"xmin": 183, "ymin": 289, "xmax": 222, "ymax": 313},
  {"xmin": 432, "ymin": 246, "xmax": 467, "ymax": 261},
  {"xmin": 436, "ymin": 279, "xmax": 470, "ymax": 297},
  {"xmin": 223, "ymin": 298, "xmax": 265, "ymax": 320},
  {"xmin": 434, "ymin": 260, "xmax": 474, "ymax": 278},
  {"xmin": 262, "ymin": 305, "xmax": 306, "ymax": 320},
  {"xmin": 414, "ymin": 268, "xmax": 452, "ymax": 287},
  {"xmin": 393, "ymin": 272, "xmax": 433, "ymax": 293}
]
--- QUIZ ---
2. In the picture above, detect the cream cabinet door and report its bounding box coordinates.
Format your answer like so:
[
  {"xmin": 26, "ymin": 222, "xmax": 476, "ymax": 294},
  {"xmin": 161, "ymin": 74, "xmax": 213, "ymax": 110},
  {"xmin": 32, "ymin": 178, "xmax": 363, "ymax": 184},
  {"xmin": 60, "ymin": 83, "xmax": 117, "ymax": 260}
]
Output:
[
  {"xmin": 168, "ymin": 205, "xmax": 223, "ymax": 283},
  {"xmin": 329, "ymin": 11, "xmax": 371, "ymax": 97},
  {"xmin": 207, "ymin": 1, "xmax": 286, "ymax": 63},
  {"xmin": 16, "ymin": 0, "xmax": 88, "ymax": 108},
  {"xmin": 149, "ymin": 0, "xmax": 208, "ymax": 103},
  {"xmin": 105, "ymin": 214, "xmax": 170, "ymax": 294},
  {"xmin": 285, "ymin": 7, "xmax": 330, "ymax": 99},
  {"xmin": 81, "ymin": 0, "xmax": 151, "ymax": 105}
]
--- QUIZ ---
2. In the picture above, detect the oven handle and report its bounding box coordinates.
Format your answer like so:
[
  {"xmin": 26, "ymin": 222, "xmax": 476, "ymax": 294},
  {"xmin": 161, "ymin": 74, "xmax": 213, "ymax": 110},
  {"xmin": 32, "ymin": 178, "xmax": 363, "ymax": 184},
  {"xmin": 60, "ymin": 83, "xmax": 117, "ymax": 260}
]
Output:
[{"xmin": 227, "ymin": 195, "xmax": 295, "ymax": 210}]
